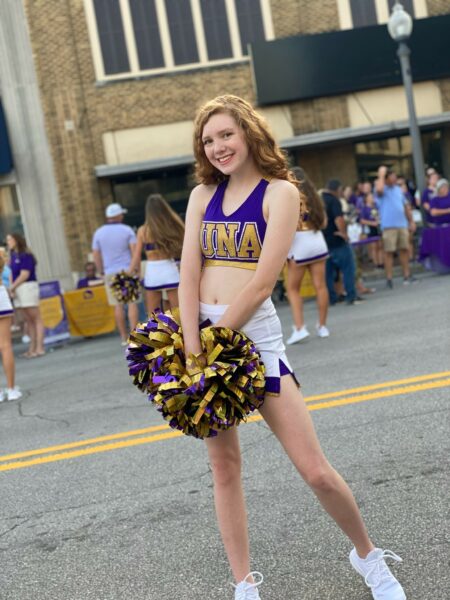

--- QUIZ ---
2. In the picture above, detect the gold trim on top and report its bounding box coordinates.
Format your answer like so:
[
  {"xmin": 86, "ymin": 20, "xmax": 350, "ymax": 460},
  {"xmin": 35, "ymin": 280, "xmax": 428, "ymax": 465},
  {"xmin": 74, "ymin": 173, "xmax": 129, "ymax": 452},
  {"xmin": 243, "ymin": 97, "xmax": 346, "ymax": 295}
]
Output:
[{"xmin": 203, "ymin": 259, "xmax": 257, "ymax": 271}]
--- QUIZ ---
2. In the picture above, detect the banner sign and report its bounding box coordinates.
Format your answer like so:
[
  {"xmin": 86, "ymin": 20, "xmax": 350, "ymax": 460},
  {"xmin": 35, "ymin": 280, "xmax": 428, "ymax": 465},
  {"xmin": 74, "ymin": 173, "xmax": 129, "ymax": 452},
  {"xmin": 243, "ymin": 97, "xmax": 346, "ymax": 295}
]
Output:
[
  {"xmin": 39, "ymin": 281, "xmax": 71, "ymax": 344},
  {"xmin": 64, "ymin": 286, "xmax": 115, "ymax": 337}
]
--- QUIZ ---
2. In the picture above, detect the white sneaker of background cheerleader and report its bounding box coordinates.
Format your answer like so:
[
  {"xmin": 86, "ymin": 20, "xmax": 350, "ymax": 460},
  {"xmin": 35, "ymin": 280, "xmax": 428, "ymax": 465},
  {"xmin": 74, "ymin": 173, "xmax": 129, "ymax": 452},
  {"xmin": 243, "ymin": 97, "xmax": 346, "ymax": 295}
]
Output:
[
  {"xmin": 6, "ymin": 387, "xmax": 22, "ymax": 401},
  {"xmin": 316, "ymin": 324, "xmax": 330, "ymax": 338},
  {"xmin": 349, "ymin": 548, "xmax": 406, "ymax": 599},
  {"xmin": 286, "ymin": 325, "xmax": 309, "ymax": 345},
  {"xmin": 232, "ymin": 572, "xmax": 263, "ymax": 600}
]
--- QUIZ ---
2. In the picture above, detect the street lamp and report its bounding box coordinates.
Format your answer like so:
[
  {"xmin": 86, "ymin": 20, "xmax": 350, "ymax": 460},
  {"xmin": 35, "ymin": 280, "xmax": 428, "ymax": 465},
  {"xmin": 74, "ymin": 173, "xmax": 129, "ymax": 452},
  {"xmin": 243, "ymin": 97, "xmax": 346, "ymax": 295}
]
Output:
[{"xmin": 387, "ymin": 2, "xmax": 426, "ymax": 208}]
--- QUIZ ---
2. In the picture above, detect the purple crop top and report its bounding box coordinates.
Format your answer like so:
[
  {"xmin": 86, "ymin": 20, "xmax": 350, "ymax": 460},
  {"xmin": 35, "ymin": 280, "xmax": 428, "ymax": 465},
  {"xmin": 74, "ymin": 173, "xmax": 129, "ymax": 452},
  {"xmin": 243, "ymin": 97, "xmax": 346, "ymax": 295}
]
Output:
[{"xmin": 200, "ymin": 179, "xmax": 269, "ymax": 270}]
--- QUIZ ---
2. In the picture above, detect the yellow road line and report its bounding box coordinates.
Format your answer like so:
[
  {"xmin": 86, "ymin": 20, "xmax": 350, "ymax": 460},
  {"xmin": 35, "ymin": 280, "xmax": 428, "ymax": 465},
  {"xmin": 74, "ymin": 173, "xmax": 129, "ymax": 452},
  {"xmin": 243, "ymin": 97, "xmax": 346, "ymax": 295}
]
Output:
[
  {"xmin": 2, "ymin": 370, "xmax": 448, "ymax": 464},
  {"xmin": 1, "ymin": 377, "xmax": 449, "ymax": 473},
  {"xmin": 304, "ymin": 371, "xmax": 450, "ymax": 402},
  {"xmin": 0, "ymin": 423, "xmax": 171, "ymax": 462}
]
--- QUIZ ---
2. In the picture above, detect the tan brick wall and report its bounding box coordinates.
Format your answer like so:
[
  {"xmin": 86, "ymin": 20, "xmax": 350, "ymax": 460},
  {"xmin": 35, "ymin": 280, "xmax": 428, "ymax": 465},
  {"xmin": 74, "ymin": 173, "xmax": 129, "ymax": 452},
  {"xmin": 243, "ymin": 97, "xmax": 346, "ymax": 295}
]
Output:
[
  {"xmin": 270, "ymin": 0, "xmax": 340, "ymax": 37},
  {"xmin": 426, "ymin": 0, "xmax": 450, "ymax": 15},
  {"xmin": 295, "ymin": 145, "xmax": 358, "ymax": 191},
  {"xmin": 290, "ymin": 96, "xmax": 349, "ymax": 135}
]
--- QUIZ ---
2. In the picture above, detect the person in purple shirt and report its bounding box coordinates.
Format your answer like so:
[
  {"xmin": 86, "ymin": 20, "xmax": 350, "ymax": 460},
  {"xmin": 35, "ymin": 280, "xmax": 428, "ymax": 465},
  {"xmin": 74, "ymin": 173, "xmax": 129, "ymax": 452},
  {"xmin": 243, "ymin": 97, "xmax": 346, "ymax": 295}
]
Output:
[
  {"xmin": 6, "ymin": 233, "xmax": 45, "ymax": 358},
  {"xmin": 359, "ymin": 193, "xmax": 383, "ymax": 267},
  {"xmin": 421, "ymin": 169, "xmax": 439, "ymax": 222},
  {"xmin": 76, "ymin": 261, "xmax": 102, "ymax": 289},
  {"xmin": 429, "ymin": 179, "xmax": 450, "ymax": 225},
  {"xmin": 92, "ymin": 203, "xmax": 139, "ymax": 345}
]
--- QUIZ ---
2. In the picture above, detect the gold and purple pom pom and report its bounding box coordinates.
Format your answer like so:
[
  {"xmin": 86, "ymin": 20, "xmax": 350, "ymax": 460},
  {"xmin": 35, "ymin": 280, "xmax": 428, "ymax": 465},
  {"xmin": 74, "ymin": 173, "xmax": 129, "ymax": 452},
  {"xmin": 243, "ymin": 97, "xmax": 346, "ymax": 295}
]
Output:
[
  {"xmin": 126, "ymin": 308, "xmax": 266, "ymax": 439},
  {"xmin": 110, "ymin": 271, "xmax": 140, "ymax": 304}
]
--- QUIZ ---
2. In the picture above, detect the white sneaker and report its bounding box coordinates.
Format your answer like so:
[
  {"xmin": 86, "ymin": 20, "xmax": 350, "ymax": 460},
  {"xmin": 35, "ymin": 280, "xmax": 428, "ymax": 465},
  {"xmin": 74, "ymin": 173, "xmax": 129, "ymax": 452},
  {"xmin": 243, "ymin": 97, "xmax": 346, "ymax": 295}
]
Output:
[
  {"xmin": 286, "ymin": 325, "xmax": 309, "ymax": 345},
  {"xmin": 0, "ymin": 389, "xmax": 6, "ymax": 403},
  {"xmin": 21, "ymin": 334, "xmax": 31, "ymax": 344},
  {"xmin": 232, "ymin": 572, "xmax": 263, "ymax": 600},
  {"xmin": 6, "ymin": 387, "xmax": 22, "ymax": 401},
  {"xmin": 316, "ymin": 324, "xmax": 330, "ymax": 338},
  {"xmin": 350, "ymin": 548, "xmax": 406, "ymax": 599}
]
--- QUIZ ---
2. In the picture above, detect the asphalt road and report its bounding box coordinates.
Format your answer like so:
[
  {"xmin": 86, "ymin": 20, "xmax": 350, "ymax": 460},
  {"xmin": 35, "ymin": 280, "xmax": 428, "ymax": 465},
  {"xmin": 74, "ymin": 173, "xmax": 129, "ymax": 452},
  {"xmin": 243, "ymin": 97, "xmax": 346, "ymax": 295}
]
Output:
[{"xmin": 0, "ymin": 272, "xmax": 449, "ymax": 600}]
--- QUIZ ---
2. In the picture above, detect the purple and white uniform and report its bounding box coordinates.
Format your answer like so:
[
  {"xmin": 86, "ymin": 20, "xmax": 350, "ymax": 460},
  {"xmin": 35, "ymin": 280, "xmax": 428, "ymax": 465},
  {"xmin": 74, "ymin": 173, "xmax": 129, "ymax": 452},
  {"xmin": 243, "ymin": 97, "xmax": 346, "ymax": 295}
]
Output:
[
  {"xmin": 199, "ymin": 178, "xmax": 299, "ymax": 395},
  {"xmin": 0, "ymin": 285, "xmax": 13, "ymax": 317},
  {"xmin": 143, "ymin": 243, "xmax": 180, "ymax": 291}
]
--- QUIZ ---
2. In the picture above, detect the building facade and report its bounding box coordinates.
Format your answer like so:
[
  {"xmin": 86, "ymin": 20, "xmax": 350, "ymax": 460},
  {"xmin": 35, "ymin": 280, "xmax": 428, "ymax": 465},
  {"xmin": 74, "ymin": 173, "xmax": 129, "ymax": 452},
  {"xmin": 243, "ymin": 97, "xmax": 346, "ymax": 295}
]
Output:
[{"xmin": 0, "ymin": 0, "xmax": 449, "ymax": 283}]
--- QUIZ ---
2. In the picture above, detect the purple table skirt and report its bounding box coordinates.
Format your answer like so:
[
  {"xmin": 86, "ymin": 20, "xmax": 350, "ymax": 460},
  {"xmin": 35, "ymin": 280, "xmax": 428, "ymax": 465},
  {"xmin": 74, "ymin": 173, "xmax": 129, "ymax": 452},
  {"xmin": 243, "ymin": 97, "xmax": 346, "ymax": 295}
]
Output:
[
  {"xmin": 351, "ymin": 236, "xmax": 381, "ymax": 247},
  {"xmin": 419, "ymin": 225, "xmax": 450, "ymax": 273}
]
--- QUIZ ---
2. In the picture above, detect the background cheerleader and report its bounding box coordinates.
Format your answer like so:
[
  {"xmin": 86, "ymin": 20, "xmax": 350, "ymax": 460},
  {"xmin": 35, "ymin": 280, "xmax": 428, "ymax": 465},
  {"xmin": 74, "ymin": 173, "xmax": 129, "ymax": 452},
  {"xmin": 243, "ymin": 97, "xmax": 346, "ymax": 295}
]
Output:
[
  {"xmin": 285, "ymin": 166, "xmax": 330, "ymax": 344},
  {"xmin": 130, "ymin": 194, "xmax": 184, "ymax": 315},
  {"xmin": 0, "ymin": 253, "xmax": 22, "ymax": 402},
  {"xmin": 6, "ymin": 233, "xmax": 45, "ymax": 358}
]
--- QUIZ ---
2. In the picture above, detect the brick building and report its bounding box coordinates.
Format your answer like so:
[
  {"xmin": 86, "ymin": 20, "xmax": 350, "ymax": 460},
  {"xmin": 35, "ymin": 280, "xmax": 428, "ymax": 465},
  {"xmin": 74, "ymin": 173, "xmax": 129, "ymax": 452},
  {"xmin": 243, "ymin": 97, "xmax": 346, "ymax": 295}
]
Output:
[{"xmin": 0, "ymin": 0, "xmax": 449, "ymax": 284}]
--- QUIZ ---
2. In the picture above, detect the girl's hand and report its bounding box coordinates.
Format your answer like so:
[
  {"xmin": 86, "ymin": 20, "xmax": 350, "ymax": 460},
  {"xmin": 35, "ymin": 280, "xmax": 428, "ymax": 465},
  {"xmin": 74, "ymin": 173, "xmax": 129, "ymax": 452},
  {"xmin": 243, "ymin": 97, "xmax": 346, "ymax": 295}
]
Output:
[{"xmin": 186, "ymin": 352, "xmax": 207, "ymax": 376}]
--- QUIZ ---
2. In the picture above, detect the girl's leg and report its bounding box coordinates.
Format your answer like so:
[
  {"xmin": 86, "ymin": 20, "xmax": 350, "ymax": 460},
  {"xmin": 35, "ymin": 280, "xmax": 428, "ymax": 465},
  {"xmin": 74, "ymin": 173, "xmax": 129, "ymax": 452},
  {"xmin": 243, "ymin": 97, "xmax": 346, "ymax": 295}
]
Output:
[
  {"xmin": 145, "ymin": 290, "xmax": 163, "ymax": 315},
  {"xmin": 309, "ymin": 260, "xmax": 328, "ymax": 327},
  {"xmin": 205, "ymin": 427, "xmax": 251, "ymax": 583},
  {"xmin": 26, "ymin": 307, "xmax": 45, "ymax": 355},
  {"xmin": 0, "ymin": 317, "xmax": 15, "ymax": 388},
  {"xmin": 166, "ymin": 288, "xmax": 179, "ymax": 310},
  {"xmin": 127, "ymin": 303, "xmax": 139, "ymax": 331},
  {"xmin": 21, "ymin": 308, "xmax": 37, "ymax": 356},
  {"xmin": 259, "ymin": 376, "xmax": 374, "ymax": 558},
  {"xmin": 285, "ymin": 261, "xmax": 306, "ymax": 330}
]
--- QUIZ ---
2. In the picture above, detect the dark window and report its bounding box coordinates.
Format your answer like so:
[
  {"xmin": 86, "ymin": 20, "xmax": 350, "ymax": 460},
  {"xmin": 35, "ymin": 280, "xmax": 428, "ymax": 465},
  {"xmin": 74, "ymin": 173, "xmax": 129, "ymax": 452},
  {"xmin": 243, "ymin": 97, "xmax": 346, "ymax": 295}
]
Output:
[
  {"xmin": 235, "ymin": 0, "xmax": 265, "ymax": 55},
  {"xmin": 200, "ymin": 0, "xmax": 233, "ymax": 60},
  {"xmin": 129, "ymin": 0, "xmax": 164, "ymax": 69},
  {"xmin": 350, "ymin": 0, "xmax": 377, "ymax": 27},
  {"xmin": 388, "ymin": 0, "xmax": 415, "ymax": 18},
  {"xmin": 165, "ymin": 0, "xmax": 199, "ymax": 65},
  {"xmin": 93, "ymin": 0, "xmax": 130, "ymax": 74}
]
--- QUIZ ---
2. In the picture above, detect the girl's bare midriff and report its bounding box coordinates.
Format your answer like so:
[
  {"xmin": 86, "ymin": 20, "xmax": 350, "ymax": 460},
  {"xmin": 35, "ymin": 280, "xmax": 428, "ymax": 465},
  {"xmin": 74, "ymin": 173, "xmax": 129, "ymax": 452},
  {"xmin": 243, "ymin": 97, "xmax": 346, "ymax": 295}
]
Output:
[
  {"xmin": 144, "ymin": 249, "xmax": 171, "ymax": 261},
  {"xmin": 199, "ymin": 265, "xmax": 255, "ymax": 305}
]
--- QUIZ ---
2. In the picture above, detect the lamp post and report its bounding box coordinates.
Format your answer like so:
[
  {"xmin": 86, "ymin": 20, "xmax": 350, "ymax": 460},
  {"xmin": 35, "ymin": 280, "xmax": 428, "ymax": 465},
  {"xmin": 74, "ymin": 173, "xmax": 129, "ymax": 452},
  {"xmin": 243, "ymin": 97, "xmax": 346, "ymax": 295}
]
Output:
[{"xmin": 388, "ymin": 2, "xmax": 426, "ymax": 203}]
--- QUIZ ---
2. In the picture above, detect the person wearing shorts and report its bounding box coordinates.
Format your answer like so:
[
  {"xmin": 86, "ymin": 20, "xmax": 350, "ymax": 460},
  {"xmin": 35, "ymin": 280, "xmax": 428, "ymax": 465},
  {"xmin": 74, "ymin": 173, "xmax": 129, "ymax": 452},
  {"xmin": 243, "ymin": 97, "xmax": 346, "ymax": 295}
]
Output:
[
  {"xmin": 375, "ymin": 166, "xmax": 416, "ymax": 288},
  {"xmin": 6, "ymin": 233, "xmax": 45, "ymax": 358},
  {"xmin": 92, "ymin": 203, "xmax": 139, "ymax": 345}
]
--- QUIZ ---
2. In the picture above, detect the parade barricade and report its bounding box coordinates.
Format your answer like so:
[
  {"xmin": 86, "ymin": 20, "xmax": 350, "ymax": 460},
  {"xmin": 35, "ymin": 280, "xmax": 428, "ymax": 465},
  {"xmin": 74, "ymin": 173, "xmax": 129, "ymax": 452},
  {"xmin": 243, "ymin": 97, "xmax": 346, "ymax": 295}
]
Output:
[
  {"xmin": 39, "ymin": 281, "xmax": 71, "ymax": 345},
  {"xmin": 63, "ymin": 286, "xmax": 115, "ymax": 337},
  {"xmin": 419, "ymin": 225, "xmax": 450, "ymax": 274}
]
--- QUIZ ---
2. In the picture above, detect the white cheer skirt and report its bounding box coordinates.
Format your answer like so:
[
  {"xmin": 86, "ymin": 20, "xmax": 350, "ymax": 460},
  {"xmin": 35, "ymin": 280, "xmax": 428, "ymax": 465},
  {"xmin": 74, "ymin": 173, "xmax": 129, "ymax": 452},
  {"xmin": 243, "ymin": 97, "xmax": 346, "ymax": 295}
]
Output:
[
  {"xmin": 199, "ymin": 297, "xmax": 299, "ymax": 396},
  {"xmin": 288, "ymin": 230, "xmax": 329, "ymax": 265},
  {"xmin": 144, "ymin": 259, "xmax": 180, "ymax": 291},
  {"xmin": 0, "ymin": 286, "xmax": 14, "ymax": 317}
]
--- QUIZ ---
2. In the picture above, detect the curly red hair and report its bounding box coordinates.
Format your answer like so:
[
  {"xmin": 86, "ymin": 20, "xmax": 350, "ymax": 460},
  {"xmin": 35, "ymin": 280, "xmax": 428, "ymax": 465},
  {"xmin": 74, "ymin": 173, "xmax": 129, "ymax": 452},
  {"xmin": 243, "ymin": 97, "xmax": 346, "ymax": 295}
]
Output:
[{"xmin": 193, "ymin": 95, "xmax": 296, "ymax": 186}]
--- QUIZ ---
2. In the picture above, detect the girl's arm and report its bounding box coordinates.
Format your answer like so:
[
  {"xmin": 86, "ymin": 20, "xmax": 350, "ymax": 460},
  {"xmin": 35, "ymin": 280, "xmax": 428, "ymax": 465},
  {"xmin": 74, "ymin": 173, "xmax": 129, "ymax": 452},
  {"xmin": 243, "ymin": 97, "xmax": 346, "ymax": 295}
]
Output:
[
  {"xmin": 10, "ymin": 269, "xmax": 30, "ymax": 293},
  {"xmin": 430, "ymin": 206, "xmax": 450, "ymax": 216},
  {"xmin": 129, "ymin": 227, "xmax": 144, "ymax": 274},
  {"xmin": 360, "ymin": 218, "xmax": 377, "ymax": 227},
  {"xmin": 216, "ymin": 179, "xmax": 299, "ymax": 330},
  {"xmin": 178, "ymin": 185, "xmax": 209, "ymax": 356}
]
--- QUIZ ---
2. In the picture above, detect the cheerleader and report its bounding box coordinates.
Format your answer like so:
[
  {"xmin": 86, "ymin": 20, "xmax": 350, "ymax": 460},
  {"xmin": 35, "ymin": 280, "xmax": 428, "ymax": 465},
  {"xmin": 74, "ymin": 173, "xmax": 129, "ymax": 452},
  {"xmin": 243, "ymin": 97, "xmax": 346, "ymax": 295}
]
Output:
[
  {"xmin": 178, "ymin": 96, "xmax": 405, "ymax": 600},
  {"xmin": 0, "ymin": 254, "xmax": 22, "ymax": 402},
  {"xmin": 130, "ymin": 194, "xmax": 184, "ymax": 314},
  {"xmin": 285, "ymin": 166, "xmax": 330, "ymax": 344}
]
